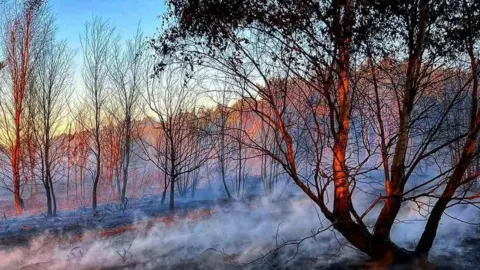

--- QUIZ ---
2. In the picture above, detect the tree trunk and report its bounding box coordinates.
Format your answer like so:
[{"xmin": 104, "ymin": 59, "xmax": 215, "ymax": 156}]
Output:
[
  {"xmin": 169, "ymin": 175, "xmax": 175, "ymax": 210},
  {"xmin": 12, "ymin": 137, "xmax": 24, "ymax": 215},
  {"xmin": 169, "ymin": 134, "xmax": 176, "ymax": 210},
  {"xmin": 161, "ymin": 180, "xmax": 167, "ymax": 205},
  {"xmin": 219, "ymin": 118, "xmax": 231, "ymax": 199},
  {"xmin": 49, "ymin": 176, "xmax": 57, "ymax": 216},
  {"xmin": 45, "ymin": 181, "xmax": 52, "ymax": 216},
  {"xmin": 221, "ymin": 163, "xmax": 231, "ymax": 199},
  {"xmin": 161, "ymin": 135, "xmax": 169, "ymax": 205},
  {"xmin": 92, "ymin": 148, "xmax": 101, "ymax": 212},
  {"xmin": 121, "ymin": 118, "xmax": 131, "ymax": 206},
  {"xmin": 66, "ymin": 160, "xmax": 70, "ymax": 201},
  {"xmin": 44, "ymin": 160, "xmax": 52, "ymax": 217},
  {"xmin": 116, "ymin": 171, "xmax": 121, "ymax": 201},
  {"xmin": 74, "ymin": 164, "xmax": 78, "ymax": 201},
  {"xmin": 237, "ymin": 88, "xmax": 245, "ymax": 198},
  {"xmin": 191, "ymin": 171, "xmax": 195, "ymax": 197},
  {"xmin": 332, "ymin": 46, "xmax": 352, "ymax": 220},
  {"xmin": 92, "ymin": 107, "xmax": 102, "ymax": 212},
  {"xmin": 93, "ymin": 158, "xmax": 100, "ymax": 212}
]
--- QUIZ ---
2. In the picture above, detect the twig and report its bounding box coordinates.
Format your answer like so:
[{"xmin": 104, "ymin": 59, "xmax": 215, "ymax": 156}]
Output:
[
  {"xmin": 116, "ymin": 244, "xmax": 132, "ymax": 263},
  {"xmin": 360, "ymin": 195, "xmax": 382, "ymax": 220},
  {"xmin": 205, "ymin": 223, "xmax": 335, "ymax": 268}
]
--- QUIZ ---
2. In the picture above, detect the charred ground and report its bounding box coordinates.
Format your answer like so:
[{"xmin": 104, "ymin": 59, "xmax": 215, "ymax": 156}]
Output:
[{"xmin": 0, "ymin": 195, "xmax": 479, "ymax": 270}]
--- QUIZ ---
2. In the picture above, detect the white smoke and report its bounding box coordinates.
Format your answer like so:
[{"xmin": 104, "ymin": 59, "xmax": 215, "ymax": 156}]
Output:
[{"xmin": 0, "ymin": 191, "xmax": 478, "ymax": 269}]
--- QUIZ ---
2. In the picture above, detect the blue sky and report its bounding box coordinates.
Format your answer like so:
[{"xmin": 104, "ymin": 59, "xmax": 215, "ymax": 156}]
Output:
[
  {"xmin": 48, "ymin": 0, "xmax": 167, "ymax": 91},
  {"xmin": 50, "ymin": 0, "xmax": 166, "ymax": 43}
]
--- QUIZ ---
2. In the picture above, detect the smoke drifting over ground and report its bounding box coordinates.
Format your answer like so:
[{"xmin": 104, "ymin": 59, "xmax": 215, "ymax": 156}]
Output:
[{"xmin": 0, "ymin": 192, "xmax": 479, "ymax": 270}]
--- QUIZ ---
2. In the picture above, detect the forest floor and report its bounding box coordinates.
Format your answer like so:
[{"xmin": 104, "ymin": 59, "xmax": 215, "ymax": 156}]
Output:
[{"xmin": 0, "ymin": 194, "xmax": 479, "ymax": 269}]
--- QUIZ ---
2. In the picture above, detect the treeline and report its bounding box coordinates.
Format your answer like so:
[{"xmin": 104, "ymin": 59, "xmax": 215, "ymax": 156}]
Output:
[{"xmin": 0, "ymin": 0, "xmax": 287, "ymax": 217}]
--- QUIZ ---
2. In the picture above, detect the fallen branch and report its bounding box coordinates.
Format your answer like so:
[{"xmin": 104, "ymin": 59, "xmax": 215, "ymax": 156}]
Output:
[{"xmin": 116, "ymin": 244, "xmax": 132, "ymax": 263}]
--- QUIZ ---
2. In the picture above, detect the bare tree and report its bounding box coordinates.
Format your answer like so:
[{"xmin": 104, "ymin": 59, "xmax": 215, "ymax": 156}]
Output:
[
  {"xmin": 100, "ymin": 111, "xmax": 122, "ymax": 199},
  {"xmin": 70, "ymin": 106, "xmax": 89, "ymax": 205},
  {"xmin": 210, "ymin": 89, "xmax": 233, "ymax": 199},
  {"xmin": 144, "ymin": 64, "xmax": 214, "ymax": 210},
  {"xmin": 80, "ymin": 17, "xmax": 114, "ymax": 213},
  {"xmin": 0, "ymin": 0, "xmax": 49, "ymax": 214},
  {"xmin": 32, "ymin": 35, "xmax": 74, "ymax": 216},
  {"xmin": 108, "ymin": 26, "xmax": 146, "ymax": 207}
]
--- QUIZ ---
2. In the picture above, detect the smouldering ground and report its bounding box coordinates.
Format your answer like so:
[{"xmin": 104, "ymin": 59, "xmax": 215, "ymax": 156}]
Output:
[{"xmin": 0, "ymin": 195, "xmax": 479, "ymax": 269}]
